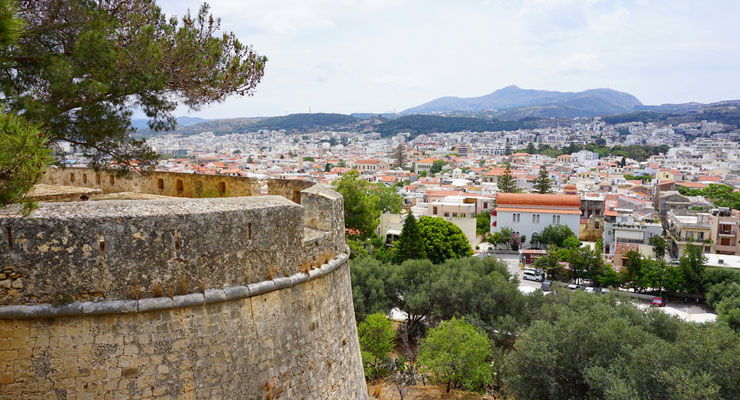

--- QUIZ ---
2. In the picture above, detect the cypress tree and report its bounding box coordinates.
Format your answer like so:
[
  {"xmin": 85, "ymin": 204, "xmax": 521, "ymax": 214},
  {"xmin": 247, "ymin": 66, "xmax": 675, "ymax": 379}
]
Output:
[
  {"xmin": 497, "ymin": 164, "xmax": 520, "ymax": 193},
  {"xmin": 533, "ymin": 165, "xmax": 552, "ymax": 194},
  {"xmin": 393, "ymin": 213, "xmax": 427, "ymax": 264}
]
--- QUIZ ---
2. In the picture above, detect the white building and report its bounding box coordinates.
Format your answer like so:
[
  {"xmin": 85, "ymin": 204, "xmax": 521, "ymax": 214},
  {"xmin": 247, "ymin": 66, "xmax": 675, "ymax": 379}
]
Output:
[{"xmin": 491, "ymin": 193, "xmax": 581, "ymax": 242}]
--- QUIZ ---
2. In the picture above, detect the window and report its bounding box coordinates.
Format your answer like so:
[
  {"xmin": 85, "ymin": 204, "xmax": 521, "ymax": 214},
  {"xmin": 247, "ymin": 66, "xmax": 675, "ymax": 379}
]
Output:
[
  {"xmin": 686, "ymin": 231, "xmax": 694, "ymax": 240},
  {"xmin": 95, "ymin": 173, "xmax": 101, "ymax": 184},
  {"xmin": 483, "ymin": 202, "xmax": 488, "ymax": 209},
  {"xmin": 433, "ymin": 206, "xmax": 438, "ymax": 215},
  {"xmin": 109, "ymin": 175, "xmax": 115, "ymax": 185},
  {"xmin": 82, "ymin": 173, "xmax": 87, "ymax": 184},
  {"xmin": 218, "ymin": 182, "xmax": 226, "ymax": 195},
  {"xmin": 536, "ymin": 215, "xmax": 540, "ymax": 224},
  {"xmin": 452, "ymin": 213, "xmax": 457, "ymax": 217},
  {"xmin": 176, "ymin": 179, "xmax": 184, "ymax": 195},
  {"xmin": 69, "ymin": 173, "xmax": 75, "ymax": 183},
  {"xmin": 513, "ymin": 214, "xmax": 517, "ymax": 223},
  {"xmin": 595, "ymin": 209, "xmax": 600, "ymax": 216},
  {"xmin": 698, "ymin": 232, "xmax": 704, "ymax": 240},
  {"xmin": 157, "ymin": 179, "xmax": 164, "ymax": 190},
  {"xmin": 594, "ymin": 222, "xmax": 600, "ymax": 230},
  {"xmin": 532, "ymin": 215, "xmax": 537, "ymax": 223},
  {"xmin": 444, "ymin": 212, "xmax": 450, "ymax": 217},
  {"xmin": 705, "ymin": 246, "xmax": 711, "ymax": 252}
]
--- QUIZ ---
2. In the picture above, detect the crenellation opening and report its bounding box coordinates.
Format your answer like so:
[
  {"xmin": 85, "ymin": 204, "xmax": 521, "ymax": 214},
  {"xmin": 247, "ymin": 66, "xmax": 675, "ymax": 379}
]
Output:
[
  {"xmin": 248, "ymin": 223, "xmax": 252, "ymax": 240},
  {"xmin": 109, "ymin": 175, "xmax": 115, "ymax": 185},
  {"xmin": 98, "ymin": 232, "xmax": 105, "ymax": 253},
  {"xmin": 157, "ymin": 178, "xmax": 164, "ymax": 191},
  {"xmin": 176, "ymin": 179, "xmax": 184, "ymax": 195},
  {"xmin": 82, "ymin": 173, "xmax": 88, "ymax": 184},
  {"xmin": 195, "ymin": 181, "xmax": 203, "ymax": 195},
  {"xmin": 174, "ymin": 230, "xmax": 180, "ymax": 250},
  {"xmin": 70, "ymin": 173, "xmax": 75, "ymax": 183},
  {"xmin": 293, "ymin": 190, "xmax": 301, "ymax": 204},
  {"xmin": 95, "ymin": 173, "xmax": 101, "ymax": 184},
  {"xmin": 6, "ymin": 226, "xmax": 12, "ymax": 250},
  {"xmin": 218, "ymin": 182, "xmax": 226, "ymax": 195}
]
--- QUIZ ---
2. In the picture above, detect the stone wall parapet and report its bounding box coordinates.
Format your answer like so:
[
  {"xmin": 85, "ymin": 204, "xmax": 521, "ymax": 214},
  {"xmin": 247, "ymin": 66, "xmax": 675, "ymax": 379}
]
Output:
[{"xmin": 0, "ymin": 250, "xmax": 348, "ymax": 319}]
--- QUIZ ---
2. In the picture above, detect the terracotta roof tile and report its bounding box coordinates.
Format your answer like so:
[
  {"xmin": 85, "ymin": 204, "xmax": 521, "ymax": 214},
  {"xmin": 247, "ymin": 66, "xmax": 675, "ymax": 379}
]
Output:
[{"xmin": 496, "ymin": 193, "xmax": 581, "ymax": 208}]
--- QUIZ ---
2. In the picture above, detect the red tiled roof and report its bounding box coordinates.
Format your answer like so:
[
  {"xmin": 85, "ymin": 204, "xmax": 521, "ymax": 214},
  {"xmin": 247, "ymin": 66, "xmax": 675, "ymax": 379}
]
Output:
[
  {"xmin": 498, "ymin": 207, "xmax": 581, "ymax": 215},
  {"xmin": 496, "ymin": 193, "xmax": 581, "ymax": 208},
  {"xmin": 676, "ymin": 182, "xmax": 707, "ymax": 189}
]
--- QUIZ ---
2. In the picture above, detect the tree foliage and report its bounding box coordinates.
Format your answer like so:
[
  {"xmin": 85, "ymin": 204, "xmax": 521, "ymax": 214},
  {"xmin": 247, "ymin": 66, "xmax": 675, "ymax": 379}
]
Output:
[
  {"xmin": 678, "ymin": 183, "xmax": 740, "ymax": 210},
  {"xmin": 1, "ymin": 0, "xmax": 266, "ymax": 202},
  {"xmin": 417, "ymin": 216, "xmax": 473, "ymax": 264},
  {"xmin": 533, "ymin": 165, "xmax": 552, "ymax": 194},
  {"xmin": 0, "ymin": 112, "xmax": 52, "ymax": 214},
  {"xmin": 649, "ymin": 235, "xmax": 668, "ymax": 261},
  {"xmin": 538, "ymin": 224, "xmax": 577, "ymax": 247},
  {"xmin": 475, "ymin": 211, "xmax": 491, "ymax": 236},
  {"xmin": 393, "ymin": 213, "xmax": 426, "ymax": 264},
  {"xmin": 418, "ymin": 318, "xmax": 492, "ymax": 393},
  {"xmin": 497, "ymin": 163, "xmax": 519, "ymax": 193},
  {"xmin": 504, "ymin": 291, "xmax": 740, "ymax": 400},
  {"xmin": 333, "ymin": 170, "xmax": 402, "ymax": 238},
  {"xmin": 358, "ymin": 312, "xmax": 397, "ymax": 380},
  {"xmin": 350, "ymin": 257, "xmax": 392, "ymax": 322},
  {"xmin": 679, "ymin": 244, "xmax": 706, "ymax": 293}
]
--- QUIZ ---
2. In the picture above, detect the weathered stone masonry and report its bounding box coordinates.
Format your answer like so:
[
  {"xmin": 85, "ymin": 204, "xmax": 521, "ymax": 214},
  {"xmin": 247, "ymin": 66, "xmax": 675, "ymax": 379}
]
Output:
[{"xmin": 0, "ymin": 170, "xmax": 368, "ymax": 399}]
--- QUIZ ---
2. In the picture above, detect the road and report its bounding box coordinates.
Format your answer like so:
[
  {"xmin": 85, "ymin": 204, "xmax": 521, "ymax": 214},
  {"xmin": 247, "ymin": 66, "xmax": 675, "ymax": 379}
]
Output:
[{"xmin": 480, "ymin": 252, "xmax": 716, "ymax": 322}]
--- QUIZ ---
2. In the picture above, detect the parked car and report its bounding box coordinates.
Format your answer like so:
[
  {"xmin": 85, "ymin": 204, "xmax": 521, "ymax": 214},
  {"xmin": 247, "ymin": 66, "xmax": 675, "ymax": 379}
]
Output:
[
  {"xmin": 600, "ymin": 288, "xmax": 610, "ymax": 295},
  {"xmin": 541, "ymin": 280, "xmax": 553, "ymax": 292},
  {"xmin": 651, "ymin": 297, "xmax": 666, "ymax": 307},
  {"xmin": 583, "ymin": 287, "xmax": 596, "ymax": 293},
  {"xmin": 523, "ymin": 267, "xmax": 544, "ymax": 277},
  {"xmin": 567, "ymin": 283, "xmax": 579, "ymax": 291},
  {"xmin": 523, "ymin": 270, "xmax": 544, "ymax": 282}
]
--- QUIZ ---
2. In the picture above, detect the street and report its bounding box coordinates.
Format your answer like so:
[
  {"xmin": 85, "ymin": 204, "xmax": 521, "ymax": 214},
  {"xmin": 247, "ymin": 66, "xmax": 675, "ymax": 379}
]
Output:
[{"xmin": 482, "ymin": 252, "xmax": 717, "ymax": 322}]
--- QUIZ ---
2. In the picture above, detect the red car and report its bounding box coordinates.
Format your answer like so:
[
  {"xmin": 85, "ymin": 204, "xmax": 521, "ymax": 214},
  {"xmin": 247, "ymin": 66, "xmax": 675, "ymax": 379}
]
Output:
[{"xmin": 651, "ymin": 297, "xmax": 666, "ymax": 307}]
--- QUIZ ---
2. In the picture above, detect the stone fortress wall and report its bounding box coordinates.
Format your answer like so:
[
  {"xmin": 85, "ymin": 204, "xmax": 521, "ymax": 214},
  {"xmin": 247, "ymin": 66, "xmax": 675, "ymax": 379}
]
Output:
[{"xmin": 0, "ymin": 168, "xmax": 368, "ymax": 399}]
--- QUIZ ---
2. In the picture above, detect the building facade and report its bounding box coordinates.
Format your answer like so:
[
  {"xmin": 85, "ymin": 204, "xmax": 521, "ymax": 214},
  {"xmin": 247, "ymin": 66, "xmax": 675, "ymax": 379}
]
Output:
[{"xmin": 491, "ymin": 193, "xmax": 581, "ymax": 243}]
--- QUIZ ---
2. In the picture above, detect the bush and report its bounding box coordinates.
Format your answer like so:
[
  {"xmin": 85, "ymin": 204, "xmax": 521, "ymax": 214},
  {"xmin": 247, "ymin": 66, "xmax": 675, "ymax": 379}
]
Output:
[
  {"xmin": 418, "ymin": 318, "xmax": 492, "ymax": 393},
  {"xmin": 358, "ymin": 313, "xmax": 397, "ymax": 380}
]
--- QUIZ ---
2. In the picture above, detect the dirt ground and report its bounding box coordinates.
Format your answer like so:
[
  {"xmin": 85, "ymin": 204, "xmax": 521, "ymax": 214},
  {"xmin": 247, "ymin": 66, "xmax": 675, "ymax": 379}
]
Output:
[{"xmin": 367, "ymin": 381, "xmax": 498, "ymax": 400}]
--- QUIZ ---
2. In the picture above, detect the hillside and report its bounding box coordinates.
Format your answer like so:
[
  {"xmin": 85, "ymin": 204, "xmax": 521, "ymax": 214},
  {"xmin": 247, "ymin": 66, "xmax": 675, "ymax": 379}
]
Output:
[
  {"xmin": 131, "ymin": 116, "xmax": 208, "ymax": 131},
  {"xmin": 137, "ymin": 113, "xmax": 360, "ymax": 136},
  {"xmin": 402, "ymin": 85, "xmax": 642, "ymax": 116},
  {"xmin": 374, "ymin": 115, "xmax": 537, "ymax": 137}
]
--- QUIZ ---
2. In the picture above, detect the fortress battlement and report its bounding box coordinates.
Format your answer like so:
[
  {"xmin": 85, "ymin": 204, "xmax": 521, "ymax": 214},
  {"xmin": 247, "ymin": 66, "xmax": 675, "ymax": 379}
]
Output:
[{"xmin": 0, "ymin": 168, "xmax": 368, "ymax": 399}]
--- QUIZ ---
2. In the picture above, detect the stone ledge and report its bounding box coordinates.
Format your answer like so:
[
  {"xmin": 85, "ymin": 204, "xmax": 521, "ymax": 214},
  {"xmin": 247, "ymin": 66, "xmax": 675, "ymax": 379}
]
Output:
[{"xmin": 0, "ymin": 250, "xmax": 349, "ymax": 320}]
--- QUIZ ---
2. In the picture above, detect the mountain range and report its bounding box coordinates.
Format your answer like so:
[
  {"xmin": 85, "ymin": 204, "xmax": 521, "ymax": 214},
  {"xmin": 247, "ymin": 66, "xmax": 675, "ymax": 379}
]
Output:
[
  {"xmin": 133, "ymin": 85, "xmax": 740, "ymax": 138},
  {"xmin": 402, "ymin": 85, "xmax": 643, "ymax": 117}
]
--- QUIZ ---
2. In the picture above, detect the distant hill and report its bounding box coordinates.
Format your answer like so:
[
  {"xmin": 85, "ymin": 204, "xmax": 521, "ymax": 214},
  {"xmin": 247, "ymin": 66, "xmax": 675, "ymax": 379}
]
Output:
[
  {"xmin": 139, "ymin": 113, "xmax": 360, "ymax": 136},
  {"xmin": 131, "ymin": 116, "xmax": 208, "ymax": 131},
  {"xmin": 402, "ymin": 85, "xmax": 643, "ymax": 117},
  {"xmin": 375, "ymin": 115, "xmax": 538, "ymax": 137}
]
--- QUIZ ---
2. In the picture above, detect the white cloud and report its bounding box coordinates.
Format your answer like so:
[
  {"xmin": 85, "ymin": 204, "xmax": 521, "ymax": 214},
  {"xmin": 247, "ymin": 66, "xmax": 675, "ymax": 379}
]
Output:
[
  {"xmin": 589, "ymin": 6, "xmax": 630, "ymax": 35},
  {"xmin": 154, "ymin": 0, "xmax": 740, "ymax": 117},
  {"xmin": 375, "ymin": 73, "xmax": 429, "ymax": 89},
  {"xmin": 552, "ymin": 53, "xmax": 604, "ymax": 75},
  {"xmin": 166, "ymin": 0, "xmax": 408, "ymax": 36}
]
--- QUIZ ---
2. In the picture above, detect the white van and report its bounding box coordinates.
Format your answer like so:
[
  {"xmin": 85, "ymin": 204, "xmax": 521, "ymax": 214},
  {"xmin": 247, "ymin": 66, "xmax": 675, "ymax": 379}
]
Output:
[{"xmin": 522, "ymin": 270, "xmax": 543, "ymax": 282}]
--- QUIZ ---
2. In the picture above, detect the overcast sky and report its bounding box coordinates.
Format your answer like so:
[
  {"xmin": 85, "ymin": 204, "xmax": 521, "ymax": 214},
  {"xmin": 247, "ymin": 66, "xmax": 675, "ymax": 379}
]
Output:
[{"xmin": 157, "ymin": 0, "xmax": 740, "ymax": 118}]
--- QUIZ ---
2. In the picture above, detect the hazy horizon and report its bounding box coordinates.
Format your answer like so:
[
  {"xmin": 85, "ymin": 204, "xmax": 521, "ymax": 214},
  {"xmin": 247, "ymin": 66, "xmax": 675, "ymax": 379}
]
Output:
[{"xmin": 155, "ymin": 0, "xmax": 740, "ymax": 119}]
